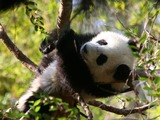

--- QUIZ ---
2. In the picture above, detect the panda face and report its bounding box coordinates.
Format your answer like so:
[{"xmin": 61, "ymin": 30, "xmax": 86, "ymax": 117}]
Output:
[{"xmin": 80, "ymin": 31, "xmax": 135, "ymax": 85}]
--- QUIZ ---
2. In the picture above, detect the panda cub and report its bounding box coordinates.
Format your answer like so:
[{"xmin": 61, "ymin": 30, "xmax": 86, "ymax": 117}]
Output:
[{"xmin": 17, "ymin": 29, "xmax": 136, "ymax": 112}]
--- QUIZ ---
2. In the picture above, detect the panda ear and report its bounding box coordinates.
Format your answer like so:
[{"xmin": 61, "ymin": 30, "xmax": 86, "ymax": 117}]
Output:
[{"xmin": 128, "ymin": 39, "xmax": 140, "ymax": 52}]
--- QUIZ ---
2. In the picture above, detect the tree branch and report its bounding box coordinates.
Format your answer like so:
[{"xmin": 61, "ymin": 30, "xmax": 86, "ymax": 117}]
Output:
[
  {"xmin": 0, "ymin": 24, "xmax": 38, "ymax": 74},
  {"xmin": 57, "ymin": 0, "xmax": 72, "ymax": 35},
  {"xmin": 88, "ymin": 100, "xmax": 156, "ymax": 116}
]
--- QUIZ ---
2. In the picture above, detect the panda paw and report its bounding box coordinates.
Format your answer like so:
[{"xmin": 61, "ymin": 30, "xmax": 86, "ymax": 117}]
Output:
[{"xmin": 39, "ymin": 29, "xmax": 58, "ymax": 54}]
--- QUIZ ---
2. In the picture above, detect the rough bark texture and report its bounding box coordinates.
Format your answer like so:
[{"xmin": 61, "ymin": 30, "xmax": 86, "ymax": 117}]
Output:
[{"xmin": 57, "ymin": 0, "xmax": 72, "ymax": 36}]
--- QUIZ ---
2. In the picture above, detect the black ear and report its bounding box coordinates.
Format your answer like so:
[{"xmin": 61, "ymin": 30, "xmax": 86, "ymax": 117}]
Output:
[{"xmin": 128, "ymin": 39, "xmax": 139, "ymax": 52}]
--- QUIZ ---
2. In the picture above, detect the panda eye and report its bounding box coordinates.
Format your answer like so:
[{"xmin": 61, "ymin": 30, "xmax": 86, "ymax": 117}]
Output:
[
  {"xmin": 97, "ymin": 39, "xmax": 108, "ymax": 45},
  {"xmin": 96, "ymin": 54, "xmax": 108, "ymax": 65}
]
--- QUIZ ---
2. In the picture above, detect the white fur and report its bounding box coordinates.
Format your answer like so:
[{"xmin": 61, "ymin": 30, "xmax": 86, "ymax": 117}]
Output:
[
  {"xmin": 17, "ymin": 61, "xmax": 61, "ymax": 111},
  {"xmin": 40, "ymin": 61, "xmax": 61, "ymax": 94},
  {"xmin": 17, "ymin": 77, "xmax": 40, "ymax": 111},
  {"xmin": 81, "ymin": 31, "xmax": 135, "ymax": 91}
]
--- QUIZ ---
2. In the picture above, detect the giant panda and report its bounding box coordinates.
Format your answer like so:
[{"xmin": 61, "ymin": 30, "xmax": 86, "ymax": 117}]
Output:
[
  {"xmin": 17, "ymin": 29, "xmax": 137, "ymax": 113},
  {"xmin": 0, "ymin": 0, "xmax": 137, "ymax": 114}
]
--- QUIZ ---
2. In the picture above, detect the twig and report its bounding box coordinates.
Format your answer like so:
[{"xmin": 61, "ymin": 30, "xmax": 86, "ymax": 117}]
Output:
[
  {"xmin": 150, "ymin": 114, "xmax": 160, "ymax": 120},
  {"xmin": 115, "ymin": 13, "xmax": 138, "ymax": 38},
  {"xmin": 88, "ymin": 100, "xmax": 156, "ymax": 116},
  {"xmin": 0, "ymin": 24, "xmax": 38, "ymax": 74},
  {"xmin": 19, "ymin": 108, "xmax": 32, "ymax": 120}
]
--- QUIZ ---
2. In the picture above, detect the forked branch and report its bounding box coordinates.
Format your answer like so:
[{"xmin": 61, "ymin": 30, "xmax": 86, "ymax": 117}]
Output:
[{"xmin": 0, "ymin": 25, "xmax": 38, "ymax": 74}]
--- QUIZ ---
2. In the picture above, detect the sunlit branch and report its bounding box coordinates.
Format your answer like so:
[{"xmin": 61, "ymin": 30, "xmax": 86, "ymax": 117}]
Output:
[
  {"xmin": 0, "ymin": 24, "xmax": 38, "ymax": 74},
  {"xmin": 88, "ymin": 100, "xmax": 156, "ymax": 116},
  {"xmin": 57, "ymin": 0, "xmax": 72, "ymax": 35}
]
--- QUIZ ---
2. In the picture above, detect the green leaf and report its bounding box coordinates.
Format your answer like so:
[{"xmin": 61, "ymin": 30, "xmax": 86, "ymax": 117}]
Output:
[
  {"xmin": 30, "ymin": 15, "xmax": 35, "ymax": 24},
  {"xmin": 25, "ymin": 8, "xmax": 31, "ymax": 16},
  {"xmin": 33, "ymin": 99, "xmax": 41, "ymax": 106},
  {"xmin": 142, "ymin": 48, "xmax": 148, "ymax": 54},
  {"xmin": 35, "ymin": 106, "xmax": 41, "ymax": 112},
  {"xmin": 157, "ymin": 88, "xmax": 160, "ymax": 92},
  {"xmin": 139, "ymin": 77, "xmax": 148, "ymax": 81},
  {"xmin": 150, "ymin": 70, "xmax": 156, "ymax": 75},
  {"xmin": 154, "ymin": 77, "xmax": 160, "ymax": 84},
  {"xmin": 139, "ymin": 34, "xmax": 147, "ymax": 43},
  {"xmin": 132, "ymin": 52, "xmax": 140, "ymax": 58},
  {"xmin": 49, "ymin": 106, "xmax": 58, "ymax": 111},
  {"xmin": 35, "ymin": 25, "xmax": 38, "ymax": 31},
  {"xmin": 120, "ymin": 1, "xmax": 125, "ymax": 10},
  {"xmin": 143, "ymin": 86, "xmax": 153, "ymax": 90}
]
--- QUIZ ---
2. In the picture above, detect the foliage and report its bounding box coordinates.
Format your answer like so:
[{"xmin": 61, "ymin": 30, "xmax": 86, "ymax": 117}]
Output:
[
  {"xmin": 0, "ymin": 93, "xmax": 78, "ymax": 120},
  {"xmin": 25, "ymin": 1, "xmax": 47, "ymax": 34},
  {"xmin": 0, "ymin": 0, "xmax": 160, "ymax": 119}
]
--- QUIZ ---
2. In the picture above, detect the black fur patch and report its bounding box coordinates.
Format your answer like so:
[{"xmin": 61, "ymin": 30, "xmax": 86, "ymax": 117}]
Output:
[
  {"xmin": 113, "ymin": 64, "xmax": 131, "ymax": 81},
  {"xmin": 0, "ymin": 0, "xmax": 26, "ymax": 11},
  {"xmin": 97, "ymin": 39, "xmax": 108, "ymax": 45},
  {"xmin": 96, "ymin": 54, "xmax": 108, "ymax": 65}
]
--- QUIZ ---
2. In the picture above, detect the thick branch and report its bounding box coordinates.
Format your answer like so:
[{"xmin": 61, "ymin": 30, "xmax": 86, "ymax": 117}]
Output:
[
  {"xmin": 57, "ymin": 0, "xmax": 72, "ymax": 35},
  {"xmin": 0, "ymin": 25, "xmax": 38, "ymax": 74},
  {"xmin": 88, "ymin": 100, "xmax": 155, "ymax": 116}
]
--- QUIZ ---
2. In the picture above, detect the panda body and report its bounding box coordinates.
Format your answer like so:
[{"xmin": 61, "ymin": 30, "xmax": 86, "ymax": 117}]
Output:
[{"xmin": 17, "ymin": 29, "xmax": 136, "ymax": 112}]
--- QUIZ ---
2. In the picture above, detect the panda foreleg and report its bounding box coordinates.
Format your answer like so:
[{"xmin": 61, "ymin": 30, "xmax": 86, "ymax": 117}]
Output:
[{"xmin": 17, "ymin": 77, "xmax": 41, "ymax": 112}]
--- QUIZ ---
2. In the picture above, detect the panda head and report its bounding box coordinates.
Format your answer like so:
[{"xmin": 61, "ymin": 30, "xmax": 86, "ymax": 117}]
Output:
[{"xmin": 80, "ymin": 31, "xmax": 136, "ymax": 90}]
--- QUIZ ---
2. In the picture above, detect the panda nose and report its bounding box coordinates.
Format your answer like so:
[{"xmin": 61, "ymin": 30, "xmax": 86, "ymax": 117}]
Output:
[{"xmin": 83, "ymin": 44, "xmax": 88, "ymax": 53}]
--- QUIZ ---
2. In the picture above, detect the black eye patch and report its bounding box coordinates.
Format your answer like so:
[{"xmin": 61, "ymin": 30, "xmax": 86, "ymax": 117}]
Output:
[
  {"xmin": 113, "ymin": 64, "xmax": 131, "ymax": 81},
  {"xmin": 96, "ymin": 54, "xmax": 108, "ymax": 65},
  {"xmin": 97, "ymin": 39, "xmax": 108, "ymax": 45}
]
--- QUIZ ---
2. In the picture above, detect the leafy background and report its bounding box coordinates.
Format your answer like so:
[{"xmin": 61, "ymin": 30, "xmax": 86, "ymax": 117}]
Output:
[{"xmin": 0, "ymin": 0, "xmax": 160, "ymax": 119}]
